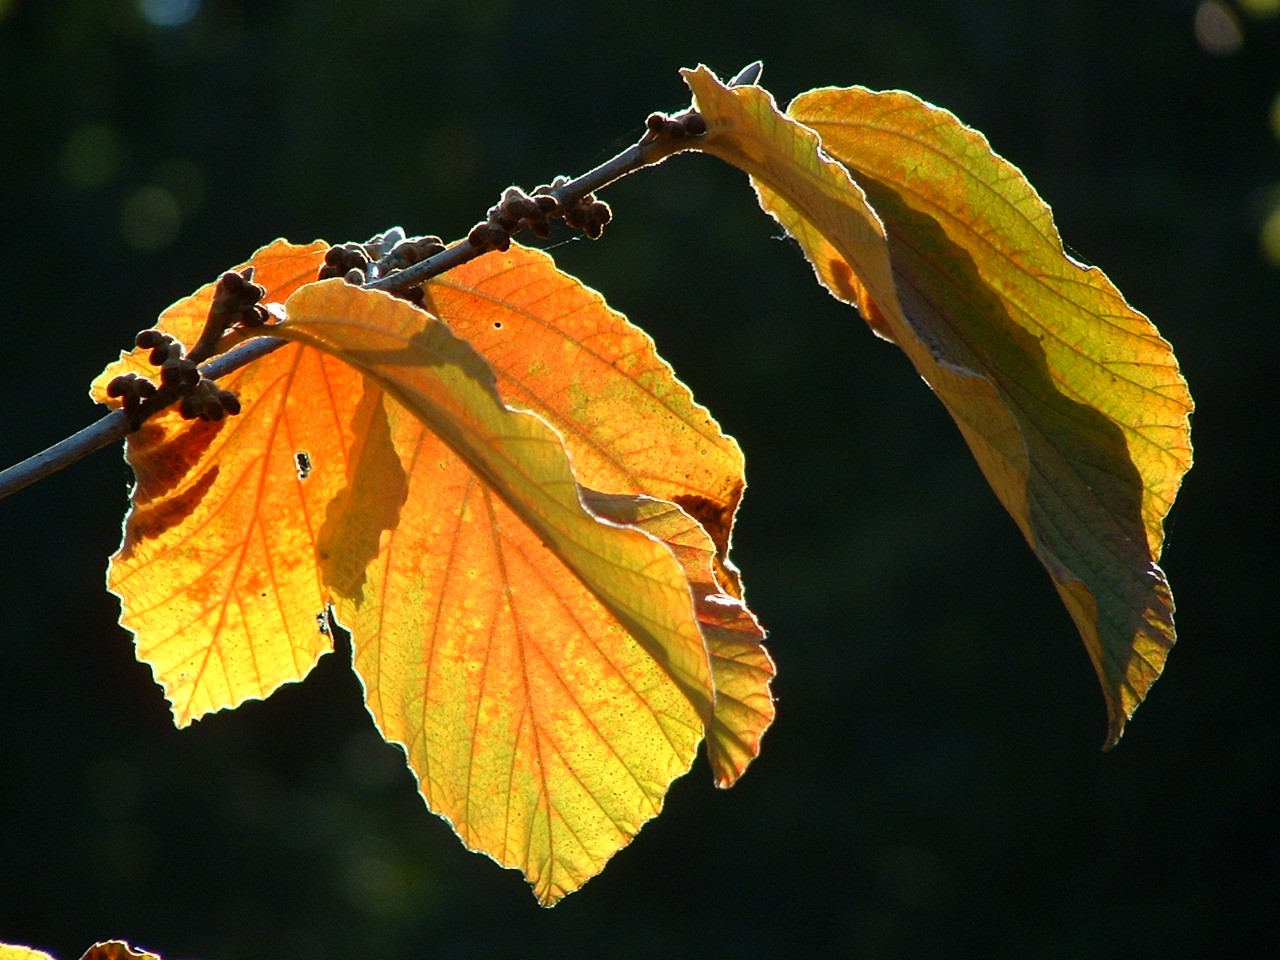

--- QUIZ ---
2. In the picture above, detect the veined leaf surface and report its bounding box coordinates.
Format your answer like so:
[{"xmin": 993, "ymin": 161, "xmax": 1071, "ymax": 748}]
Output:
[
  {"xmin": 278, "ymin": 279, "xmax": 741, "ymax": 902},
  {"xmin": 423, "ymin": 245, "xmax": 746, "ymax": 560},
  {"xmin": 683, "ymin": 66, "xmax": 1192, "ymax": 744}
]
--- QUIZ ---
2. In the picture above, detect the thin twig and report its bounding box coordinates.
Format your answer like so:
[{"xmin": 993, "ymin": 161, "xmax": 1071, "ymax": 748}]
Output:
[
  {"xmin": 0, "ymin": 62, "xmax": 762, "ymax": 504},
  {"xmin": 0, "ymin": 337, "xmax": 288, "ymax": 500}
]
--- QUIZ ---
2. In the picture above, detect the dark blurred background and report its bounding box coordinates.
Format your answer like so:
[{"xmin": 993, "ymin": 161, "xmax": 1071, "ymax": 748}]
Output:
[{"xmin": 2, "ymin": 1, "xmax": 1277, "ymax": 957}]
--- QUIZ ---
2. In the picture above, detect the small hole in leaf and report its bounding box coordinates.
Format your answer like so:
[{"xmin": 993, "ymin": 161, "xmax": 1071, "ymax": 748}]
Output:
[
  {"xmin": 493, "ymin": 321, "xmax": 503, "ymax": 330},
  {"xmin": 295, "ymin": 451, "xmax": 312, "ymax": 480}
]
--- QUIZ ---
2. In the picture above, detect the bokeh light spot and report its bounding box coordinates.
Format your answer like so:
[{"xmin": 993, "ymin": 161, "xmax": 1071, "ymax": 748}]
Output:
[
  {"xmin": 59, "ymin": 123, "xmax": 124, "ymax": 189},
  {"xmin": 1194, "ymin": 0, "xmax": 1244, "ymax": 55},
  {"xmin": 138, "ymin": 0, "xmax": 201, "ymax": 27},
  {"xmin": 120, "ymin": 185, "xmax": 181, "ymax": 252},
  {"xmin": 1269, "ymin": 90, "xmax": 1280, "ymax": 142}
]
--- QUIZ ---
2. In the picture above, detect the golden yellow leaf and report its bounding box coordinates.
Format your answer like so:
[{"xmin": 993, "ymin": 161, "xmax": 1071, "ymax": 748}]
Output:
[
  {"xmin": 278, "ymin": 279, "xmax": 721, "ymax": 903},
  {"xmin": 683, "ymin": 66, "xmax": 1192, "ymax": 745},
  {"xmin": 91, "ymin": 240, "xmax": 362, "ymax": 725}
]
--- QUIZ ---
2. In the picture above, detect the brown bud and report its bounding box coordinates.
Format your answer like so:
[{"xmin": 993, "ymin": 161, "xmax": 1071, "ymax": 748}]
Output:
[
  {"xmin": 106, "ymin": 374, "xmax": 136, "ymax": 398},
  {"xmin": 135, "ymin": 330, "xmax": 166, "ymax": 349},
  {"xmin": 587, "ymin": 200, "xmax": 612, "ymax": 225},
  {"xmin": 344, "ymin": 267, "xmax": 366, "ymax": 285},
  {"xmin": 682, "ymin": 113, "xmax": 707, "ymax": 136},
  {"xmin": 646, "ymin": 112, "xmax": 668, "ymax": 133}
]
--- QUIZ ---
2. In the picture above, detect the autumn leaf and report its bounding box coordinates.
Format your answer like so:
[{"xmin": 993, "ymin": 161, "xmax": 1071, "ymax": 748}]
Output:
[
  {"xmin": 683, "ymin": 65, "xmax": 1192, "ymax": 745},
  {"xmin": 419, "ymin": 246, "xmax": 772, "ymax": 784},
  {"xmin": 277, "ymin": 278, "xmax": 760, "ymax": 902},
  {"xmin": 90, "ymin": 240, "xmax": 361, "ymax": 725},
  {"xmin": 94, "ymin": 238, "xmax": 768, "ymax": 903}
]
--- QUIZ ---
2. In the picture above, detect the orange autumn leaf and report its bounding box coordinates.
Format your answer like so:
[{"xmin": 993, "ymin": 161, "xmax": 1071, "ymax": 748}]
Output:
[
  {"xmin": 683, "ymin": 66, "xmax": 1192, "ymax": 745},
  {"xmin": 90, "ymin": 240, "xmax": 362, "ymax": 725}
]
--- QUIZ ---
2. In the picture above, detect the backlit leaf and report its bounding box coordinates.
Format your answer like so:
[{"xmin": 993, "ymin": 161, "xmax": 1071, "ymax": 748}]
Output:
[
  {"xmin": 683, "ymin": 66, "xmax": 1192, "ymax": 745},
  {"xmin": 422, "ymin": 246, "xmax": 746, "ymax": 561},
  {"xmin": 90, "ymin": 240, "xmax": 361, "ymax": 725},
  {"xmin": 583, "ymin": 490, "xmax": 774, "ymax": 787},
  {"xmin": 278, "ymin": 279, "xmax": 724, "ymax": 902},
  {"xmin": 421, "ymin": 246, "xmax": 772, "ymax": 780}
]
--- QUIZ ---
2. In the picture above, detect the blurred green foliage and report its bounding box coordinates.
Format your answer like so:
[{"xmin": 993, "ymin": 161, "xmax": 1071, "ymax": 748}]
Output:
[{"xmin": 2, "ymin": 2, "xmax": 1277, "ymax": 958}]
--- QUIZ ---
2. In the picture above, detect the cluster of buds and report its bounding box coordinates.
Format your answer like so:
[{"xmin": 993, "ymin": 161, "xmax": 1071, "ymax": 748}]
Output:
[
  {"xmin": 644, "ymin": 110, "xmax": 708, "ymax": 140},
  {"xmin": 208, "ymin": 268, "xmax": 268, "ymax": 331},
  {"xmin": 107, "ymin": 326, "xmax": 242, "ymax": 428},
  {"xmin": 467, "ymin": 181, "xmax": 613, "ymax": 250},
  {"xmin": 318, "ymin": 242, "xmax": 372, "ymax": 284},
  {"xmin": 178, "ymin": 380, "xmax": 241, "ymax": 422},
  {"xmin": 104, "ymin": 372, "xmax": 158, "ymax": 419},
  {"xmin": 469, "ymin": 186, "xmax": 555, "ymax": 252},
  {"xmin": 318, "ymin": 235, "xmax": 442, "ymax": 306}
]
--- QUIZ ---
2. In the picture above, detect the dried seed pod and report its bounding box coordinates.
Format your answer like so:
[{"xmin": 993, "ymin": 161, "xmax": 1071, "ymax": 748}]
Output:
[
  {"xmin": 584, "ymin": 221, "xmax": 604, "ymax": 240},
  {"xmin": 219, "ymin": 390, "xmax": 241, "ymax": 416},
  {"xmin": 534, "ymin": 194, "xmax": 558, "ymax": 213},
  {"xmin": 646, "ymin": 112, "xmax": 668, "ymax": 133}
]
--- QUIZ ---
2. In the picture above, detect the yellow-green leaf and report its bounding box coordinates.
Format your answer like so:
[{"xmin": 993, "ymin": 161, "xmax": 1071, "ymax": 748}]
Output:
[
  {"xmin": 278, "ymin": 279, "xmax": 718, "ymax": 902},
  {"xmin": 582, "ymin": 490, "xmax": 774, "ymax": 787},
  {"xmin": 422, "ymin": 244, "xmax": 746, "ymax": 562},
  {"xmin": 683, "ymin": 66, "xmax": 1192, "ymax": 745}
]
